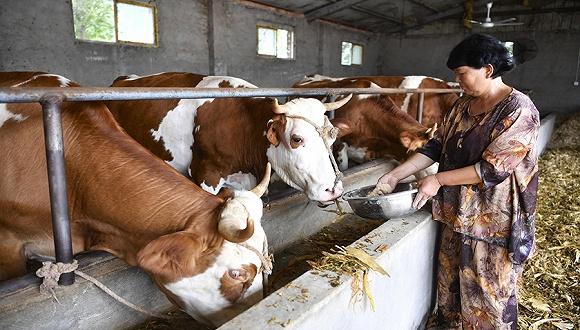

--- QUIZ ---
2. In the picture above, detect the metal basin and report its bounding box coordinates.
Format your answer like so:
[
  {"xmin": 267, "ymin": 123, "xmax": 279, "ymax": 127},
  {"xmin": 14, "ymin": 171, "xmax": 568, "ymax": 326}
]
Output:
[{"xmin": 342, "ymin": 182, "xmax": 418, "ymax": 220}]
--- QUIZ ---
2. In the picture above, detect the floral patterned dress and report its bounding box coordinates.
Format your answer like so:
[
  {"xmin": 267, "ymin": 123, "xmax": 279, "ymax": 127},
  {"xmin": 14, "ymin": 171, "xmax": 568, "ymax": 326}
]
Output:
[{"xmin": 418, "ymin": 89, "xmax": 540, "ymax": 329}]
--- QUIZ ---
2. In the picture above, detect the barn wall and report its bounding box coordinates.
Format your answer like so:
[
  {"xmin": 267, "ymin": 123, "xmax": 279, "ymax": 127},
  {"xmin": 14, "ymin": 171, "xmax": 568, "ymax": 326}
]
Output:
[
  {"xmin": 378, "ymin": 12, "xmax": 580, "ymax": 114},
  {"xmin": 0, "ymin": 0, "xmax": 381, "ymax": 87},
  {"xmin": 0, "ymin": 0, "xmax": 210, "ymax": 86},
  {"xmin": 207, "ymin": 1, "xmax": 382, "ymax": 87}
]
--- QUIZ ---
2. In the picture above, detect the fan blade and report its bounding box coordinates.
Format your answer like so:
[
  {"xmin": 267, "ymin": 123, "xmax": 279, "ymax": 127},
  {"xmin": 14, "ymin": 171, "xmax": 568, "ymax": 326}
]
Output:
[
  {"xmin": 495, "ymin": 22, "xmax": 525, "ymax": 26},
  {"xmin": 495, "ymin": 17, "xmax": 517, "ymax": 24},
  {"xmin": 465, "ymin": 19, "xmax": 482, "ymax": 24}
]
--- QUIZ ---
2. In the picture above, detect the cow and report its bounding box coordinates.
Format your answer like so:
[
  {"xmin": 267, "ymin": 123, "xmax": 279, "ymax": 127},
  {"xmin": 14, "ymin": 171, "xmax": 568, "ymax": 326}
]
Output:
[
  {"xmin": 294, "ymin": 75, "xmax": 459, "ymax": 128},
  {"xmin": 106, "ymin": 72, "xmax": 351, "ymax": 204},
  {"xmin": 0, "ymin": 72, "xmax": 272, "ymax": 326},
  {"xmin": 292, "ymin": 75, "xmax": 458, "ymax": 173}
]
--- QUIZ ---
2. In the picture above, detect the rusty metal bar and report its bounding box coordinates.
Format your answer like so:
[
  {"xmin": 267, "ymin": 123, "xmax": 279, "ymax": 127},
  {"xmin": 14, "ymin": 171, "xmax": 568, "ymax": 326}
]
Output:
[
  {"xmin": 40, "ymin": 95, "xmax": 75, "ymax": 285},
  {"xmin": 417, "ymin": 92, "xmax": 425, "ymax": 124},
  {"xmin": 0, "ymin": 87, "xmax": 462, "ymax": 103}
]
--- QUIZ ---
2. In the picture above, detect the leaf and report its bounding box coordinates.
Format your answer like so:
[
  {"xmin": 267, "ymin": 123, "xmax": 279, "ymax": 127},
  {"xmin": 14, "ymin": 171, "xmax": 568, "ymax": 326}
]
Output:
[{"xmin": 344, "ymin": 247, "xmax": 389, "ymax": 276}]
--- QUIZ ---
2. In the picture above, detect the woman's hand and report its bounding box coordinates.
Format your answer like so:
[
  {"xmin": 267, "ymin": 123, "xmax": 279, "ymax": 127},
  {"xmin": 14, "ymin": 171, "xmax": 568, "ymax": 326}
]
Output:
[
  {"xmin": 373, "ymin": 173, "xmax": 400, "ymax": 195},
  {"xmin": 412, "ymin": 174, "xmax": 442, "ymax": 209}
]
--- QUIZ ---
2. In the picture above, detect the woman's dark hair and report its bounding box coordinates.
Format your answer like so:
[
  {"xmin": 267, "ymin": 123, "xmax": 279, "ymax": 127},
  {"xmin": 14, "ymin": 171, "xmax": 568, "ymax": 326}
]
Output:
[{"xmin": 447, "ymin": 33, "xmax": 515, "ymax": 78}]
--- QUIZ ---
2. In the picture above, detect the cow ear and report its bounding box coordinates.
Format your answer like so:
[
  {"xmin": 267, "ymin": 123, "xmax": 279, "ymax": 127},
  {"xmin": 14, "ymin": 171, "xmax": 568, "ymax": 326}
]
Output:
[
  {"xmin": 266, "ymin": 116, "xmax": 286, "ymax": 147},
  {"xmin": 137, "ymin": 232, "xmax": 203, "ymax": 283},
  {"xmin": 400, "ymin": 131, "xmax": 413, "ymax": 149},
  {"xmin": 331, "ymin": 118, "xmax": 352, "ymax": 138}
]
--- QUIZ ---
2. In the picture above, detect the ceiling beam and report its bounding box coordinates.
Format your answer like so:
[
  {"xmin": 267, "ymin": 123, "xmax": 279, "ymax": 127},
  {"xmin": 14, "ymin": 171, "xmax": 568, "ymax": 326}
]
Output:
[
  {"xmin": 385, "ymin": 0, "xmax": 489, "ymax": 35},
  {"xmin": 350, "ymin": 5, "xmax": 402, "ymax": 25},
  {"xmin": 470, "ymin": 6, "xmax": 580, "ymax": 17},
  {"xmin": 305, "ymin": 0, "xmax": 370, "ymax": 21},
  {"xmin": 408, "ymin": 0, "xmax": 439, "ymax": 13}
]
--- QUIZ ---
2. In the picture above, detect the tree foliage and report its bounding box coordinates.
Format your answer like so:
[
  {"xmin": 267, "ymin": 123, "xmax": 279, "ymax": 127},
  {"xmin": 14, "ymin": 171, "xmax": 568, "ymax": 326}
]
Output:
[{"xmin": 72, "ymin": 0, "xmax": 115, "ymax": 42}]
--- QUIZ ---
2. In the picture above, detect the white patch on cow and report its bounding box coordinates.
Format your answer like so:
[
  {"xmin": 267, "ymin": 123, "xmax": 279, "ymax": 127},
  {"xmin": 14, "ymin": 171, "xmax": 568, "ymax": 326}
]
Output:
[
  {"xmin": 164, "ymin": 190, "xmax": 266, "ymax": 326},
  {"xmin": 200, "ymin": 172, "xmax": 258, "ymax": 195},
  {"xmin": 195, "ymin": 125, "xmax": 200, "ymax": 133},
  {"xmin": 266, "ymin": 97, "xmax": 344, "ymax": 202},
  {"xmin": 296, "ymin": 74, "xmax": 345, "ymax": 85},
  {"xmin": 0, "ymin": 104, "xmax": 28, "ymax": 128},
  {"xmin": 12, "ymin": 73, "xmax": 71, "ymax": 87},
  {"xmin": 150, "ymin": 76, "xmax": 258, "ymax": 176},
  {"xmin": 357, "ymin": 82, "xmax": 381, "ymax": 100},
  {"xmin": 151, "ymin": 99, "xmax": 201, "ymax": 174},
  {"xmin": 398, "ymin": 76, "xmax": 426, "ymax": 113},
  {"xmin": 346, "ymin": 145, "xmax": 368, "ymax": 164},
  {"xmin": 123, "ymin": 72, "xmax": 168, "ymax": 81},
  {"xmin": 198, "ymin": 76, "xmax": 258, "ymax": 89},
  {"xmin": 42, "ymin": 74, "xmax": 72, "ymax": 87},
  {"xmin": 336, "ymin": 142, "xmax": 349, "ymax": 171}
]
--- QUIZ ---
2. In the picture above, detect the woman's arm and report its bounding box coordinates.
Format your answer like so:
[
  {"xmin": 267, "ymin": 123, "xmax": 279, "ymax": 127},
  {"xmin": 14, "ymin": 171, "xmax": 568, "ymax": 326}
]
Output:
[
  {"xmin": 412, "ymin": 165, "xmax": 481, "ymax": 209},
  {"xmin": 435, "ymin": 165, "xmax": 481, "ymax": 186},
  {"xmin": 375, "ymin": 153, "xmax": 435, "ymax": 195}
]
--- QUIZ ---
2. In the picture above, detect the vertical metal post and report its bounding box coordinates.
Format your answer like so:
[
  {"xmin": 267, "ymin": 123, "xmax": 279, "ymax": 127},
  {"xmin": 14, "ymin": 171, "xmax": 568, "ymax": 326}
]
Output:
[
  {"xmin": 417, "ymin": 92, "xmax": 425, "ymax": 124},
  {"xmin": 41, "ymin": 95, "xmax": 75, "ymax": 285}
]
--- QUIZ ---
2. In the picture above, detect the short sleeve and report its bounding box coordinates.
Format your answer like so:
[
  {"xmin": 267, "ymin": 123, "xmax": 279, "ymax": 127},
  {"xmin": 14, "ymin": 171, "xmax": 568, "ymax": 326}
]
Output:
[
  {"xmin": 477, "ymin": 107, "xmax": 539, "ymax": 188},
  {"xmin": 416, "ymin": 129, "xmax": 443, "ymax": 162}
]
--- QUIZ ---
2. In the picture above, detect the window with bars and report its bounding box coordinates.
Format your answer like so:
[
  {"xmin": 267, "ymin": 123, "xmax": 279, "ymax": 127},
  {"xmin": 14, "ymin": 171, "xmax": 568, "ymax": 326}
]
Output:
[
  {"xmin": 341, "ymin": 41, "xmax": 363, "ymax": 66},
  {"xmin": 257, "ymin": 25, "xmax": 294, "ymax": 59},
  {"xmin": 71, "ymin": 0, "xmax": 157, "ymax": 46}
]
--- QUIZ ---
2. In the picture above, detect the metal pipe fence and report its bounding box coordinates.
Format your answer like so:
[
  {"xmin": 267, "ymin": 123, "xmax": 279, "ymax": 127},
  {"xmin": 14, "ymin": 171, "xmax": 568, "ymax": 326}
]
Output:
[{"xmin": 0, "ymin": 86, "xmax": 461, "ymax": 285}]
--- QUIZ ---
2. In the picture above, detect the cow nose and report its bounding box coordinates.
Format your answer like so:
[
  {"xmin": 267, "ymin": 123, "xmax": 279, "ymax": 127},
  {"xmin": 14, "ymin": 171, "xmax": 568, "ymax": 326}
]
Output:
[{"xmin": 325, "ymin": 185, "xmax": 344, "ymax": 196}]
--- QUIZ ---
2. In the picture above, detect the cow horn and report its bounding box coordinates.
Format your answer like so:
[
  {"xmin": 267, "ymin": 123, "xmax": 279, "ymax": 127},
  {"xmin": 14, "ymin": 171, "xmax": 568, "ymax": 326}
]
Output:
[
  {"xmin": 324, "ymin": 94, "xmax": 352, "ymax": 111},
  {"xmin": 219, "ymin": 216, "xmax": 255, "ymax": 243},
  {"xmin": 250, "ymin": 162, "xmax": 271, "ymax": 197},
  {"xmin": 272, "ymin": 98, "xmax": 292, "ymax": 114}
]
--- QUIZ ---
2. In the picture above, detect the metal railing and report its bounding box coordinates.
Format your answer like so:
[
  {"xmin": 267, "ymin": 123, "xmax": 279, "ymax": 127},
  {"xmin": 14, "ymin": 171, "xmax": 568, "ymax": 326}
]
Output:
[{"xmin": 0, "ymin": 86, "xmax": 461, "ymax": 285}]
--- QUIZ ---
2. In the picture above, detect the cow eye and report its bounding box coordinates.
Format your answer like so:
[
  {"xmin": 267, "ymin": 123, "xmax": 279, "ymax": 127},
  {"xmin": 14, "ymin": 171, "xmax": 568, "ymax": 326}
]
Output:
[{"xmin": 291, "ymin": 135, "xmax": 303, "ymax": 144}]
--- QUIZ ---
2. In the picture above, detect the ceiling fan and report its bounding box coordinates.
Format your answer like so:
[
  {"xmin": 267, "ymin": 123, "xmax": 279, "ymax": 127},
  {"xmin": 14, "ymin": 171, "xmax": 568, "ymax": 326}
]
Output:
[{"xmin": 466, "ymin": 2, "xmax": 524, "ymax": 28}]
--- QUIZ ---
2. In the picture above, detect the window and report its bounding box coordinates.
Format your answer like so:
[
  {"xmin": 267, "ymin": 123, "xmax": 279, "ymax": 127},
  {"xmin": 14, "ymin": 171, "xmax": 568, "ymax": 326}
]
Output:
[
  {"xmin": 502, "ymin": 41, "xmax": 514, "ymax": 57},
  {"xmin": 72, "ymin": 0, "xmax": 157, "ymax": 46},
  {"xmin": 257, "ymin": 26, "xmax": 294, "ymax": 59},
  {"xmin": 341, "ymin": 42, "xmax": 363, "ymax": 66}
]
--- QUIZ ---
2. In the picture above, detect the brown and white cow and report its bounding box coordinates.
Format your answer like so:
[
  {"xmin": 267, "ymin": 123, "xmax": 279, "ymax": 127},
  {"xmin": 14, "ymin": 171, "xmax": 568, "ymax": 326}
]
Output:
[
  {"xmin": 293, "ymin": 75, "xmax": 458, "ymax": 172},
  {"xmin": 106, "ymin": 72, "xmax": 350, "ymax": 204},
  {"xmin": 0, "ymin": 72, "xmax": 270, "ymax": 326},
  {"xmin": 294, "ymin": 74, "xmax": 459, "ymax": 128}
]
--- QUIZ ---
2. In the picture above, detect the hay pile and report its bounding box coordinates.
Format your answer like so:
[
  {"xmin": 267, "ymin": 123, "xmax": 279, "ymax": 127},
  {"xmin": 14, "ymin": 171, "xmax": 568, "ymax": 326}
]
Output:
[
  {"xmin": 308, "ymin": 245, "xmax": 389, "ymax": 311},
  {"xmin": 518, "ymin": 115, "xmax": 580, "ymax": 329}
]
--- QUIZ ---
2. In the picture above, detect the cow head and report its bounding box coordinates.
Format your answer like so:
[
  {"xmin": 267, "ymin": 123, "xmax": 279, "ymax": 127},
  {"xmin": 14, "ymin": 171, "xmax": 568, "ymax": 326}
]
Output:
[
  {"xmin": 265, "ymin": 96, "xmax": 352, "ymax": 203},
  {"xmin": 400, "ymin": 123, "xmax": 438, "ymax": 152},
  {"xmin": 137, "ymin": 164, "xmax": 271, "ymax": 326}
]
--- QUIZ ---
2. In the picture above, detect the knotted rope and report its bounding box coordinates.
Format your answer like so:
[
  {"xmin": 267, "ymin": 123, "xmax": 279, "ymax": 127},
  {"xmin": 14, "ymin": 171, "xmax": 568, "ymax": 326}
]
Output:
[{"xmin": 36, "ymin": 259, "xmax": 172, "ymax": 319}]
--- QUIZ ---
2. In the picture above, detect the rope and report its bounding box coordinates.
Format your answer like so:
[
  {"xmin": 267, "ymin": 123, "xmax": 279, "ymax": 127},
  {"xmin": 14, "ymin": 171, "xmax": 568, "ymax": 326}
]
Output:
[
  {"xmin": 284, "ymin": 114, "xmax": 344, "ymax": 188},
  {"xmin": 239, "ymin": 242, "xmax": 273, "ymax": 275},
  {"xmin": 36, "ymin": 260, "xmax": 172, "ymax": 319}
]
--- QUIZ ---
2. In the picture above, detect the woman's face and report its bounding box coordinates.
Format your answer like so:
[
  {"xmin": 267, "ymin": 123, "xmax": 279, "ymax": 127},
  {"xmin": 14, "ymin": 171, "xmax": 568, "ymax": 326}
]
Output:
[{"xmin": 453, "ymin": 65, "xmax": 492, "ymax": 97}]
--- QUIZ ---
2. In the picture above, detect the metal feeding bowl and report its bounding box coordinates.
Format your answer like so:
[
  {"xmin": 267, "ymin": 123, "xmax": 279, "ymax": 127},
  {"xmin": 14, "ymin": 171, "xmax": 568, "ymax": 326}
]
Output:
[{"xmin": 342, "ymin": 182, "xmax": 418, "ymax": 220}]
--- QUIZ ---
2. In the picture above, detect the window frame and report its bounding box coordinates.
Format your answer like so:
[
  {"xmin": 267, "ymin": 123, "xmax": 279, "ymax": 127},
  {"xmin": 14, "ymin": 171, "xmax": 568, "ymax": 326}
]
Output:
[
  {"xmin": 341, "ymin": 41, "xmax": 364, "ymax": 66},
  {"xmin": 256, "ymin": 24, "xmax": 295, "ymax": 60},
  {"xmin": 71, "ymin": 0, "xmax": 158, "ymax": 48}
]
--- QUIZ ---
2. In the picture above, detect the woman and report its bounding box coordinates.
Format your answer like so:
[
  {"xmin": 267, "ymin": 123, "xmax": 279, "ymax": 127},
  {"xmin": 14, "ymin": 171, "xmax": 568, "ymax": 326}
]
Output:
[{"xmin": 376, "ymin": 33, "xmax": 539, "ymax": 329}]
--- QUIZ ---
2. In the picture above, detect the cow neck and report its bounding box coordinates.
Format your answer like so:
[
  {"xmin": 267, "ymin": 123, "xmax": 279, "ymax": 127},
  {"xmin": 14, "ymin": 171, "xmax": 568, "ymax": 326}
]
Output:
[
  {"xmin": 192, "ymin": 98, "xmax": 272, "ymax": 185},
  {"xmin": 62, "ymin": 103, "xmax": 223, "ymax": 248}
]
